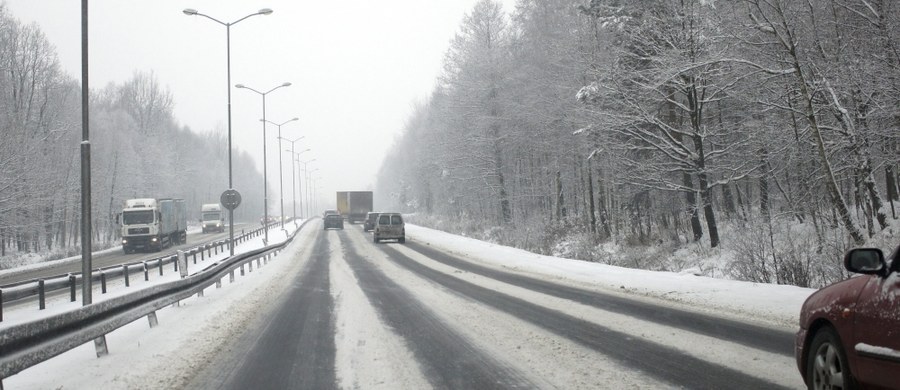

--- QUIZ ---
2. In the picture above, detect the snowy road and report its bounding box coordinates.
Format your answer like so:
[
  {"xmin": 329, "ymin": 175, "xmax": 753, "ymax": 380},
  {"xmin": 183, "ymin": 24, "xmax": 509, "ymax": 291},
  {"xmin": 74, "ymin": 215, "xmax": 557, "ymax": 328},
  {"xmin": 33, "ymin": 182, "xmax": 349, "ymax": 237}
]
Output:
[
  {"xmin": 4, "ymin": 219, "xmax": 807, "ymax": 389},
  {"xmin": 186, "ymin": 220, "xmax": 803, "ymax": 389}
]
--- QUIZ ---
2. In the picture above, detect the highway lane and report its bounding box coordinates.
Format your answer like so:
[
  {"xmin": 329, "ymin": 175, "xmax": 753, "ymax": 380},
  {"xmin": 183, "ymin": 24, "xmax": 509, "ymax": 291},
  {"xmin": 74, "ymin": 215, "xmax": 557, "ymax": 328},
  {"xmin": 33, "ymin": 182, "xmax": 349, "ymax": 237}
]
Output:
[
  {"xmin": 0, "ymin": 223, "xmax": 254, "ymax": 286},
  {"xmin": 181, "ymin": 221, "xmax": 802, "ymax": 389}
]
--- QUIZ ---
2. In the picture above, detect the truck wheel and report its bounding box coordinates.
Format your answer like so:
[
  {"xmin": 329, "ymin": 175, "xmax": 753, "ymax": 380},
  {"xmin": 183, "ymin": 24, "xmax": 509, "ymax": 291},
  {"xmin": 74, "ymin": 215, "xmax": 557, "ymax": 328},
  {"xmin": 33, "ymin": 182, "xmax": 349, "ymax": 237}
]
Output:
[
  {"xmin": 399, "ymin": 236, "xmax": 406, "ymax": 244},
  {"xmin": 374, "ymin": 236, "xmax": 380, "ymax": 243}
]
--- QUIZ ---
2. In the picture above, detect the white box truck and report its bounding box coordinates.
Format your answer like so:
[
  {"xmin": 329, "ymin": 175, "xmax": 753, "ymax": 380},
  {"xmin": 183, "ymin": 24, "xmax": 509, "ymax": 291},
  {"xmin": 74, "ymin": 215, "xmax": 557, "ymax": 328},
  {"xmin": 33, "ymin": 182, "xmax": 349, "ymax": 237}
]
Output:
[
  {"xmin": 119, "ymin": 198, "xmax": 187, "ymax": 253},
  {"xmin": 200, "ymin": 203, "xmax": 225, "ymax": 233}
]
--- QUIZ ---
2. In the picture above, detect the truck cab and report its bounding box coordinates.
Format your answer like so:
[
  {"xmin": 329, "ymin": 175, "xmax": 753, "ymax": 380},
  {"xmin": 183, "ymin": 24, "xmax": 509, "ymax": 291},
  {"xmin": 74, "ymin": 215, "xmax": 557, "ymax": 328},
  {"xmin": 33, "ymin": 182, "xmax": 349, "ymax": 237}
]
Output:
[
  {"xmin": 120, "ymin": 198, "xmax": 186, "ymax": 253},
  {"xmin": 201, "ymin": 203, "xmax": 225, "ymax": 233}
]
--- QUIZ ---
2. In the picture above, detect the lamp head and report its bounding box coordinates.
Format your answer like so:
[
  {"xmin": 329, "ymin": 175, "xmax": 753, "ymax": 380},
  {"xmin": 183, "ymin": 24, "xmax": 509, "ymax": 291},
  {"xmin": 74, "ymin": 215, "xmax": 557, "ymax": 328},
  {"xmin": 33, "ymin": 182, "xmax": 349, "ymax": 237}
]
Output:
[
  {"xmin": 259, "ymin": 8, "xmax": 274, "ymax": 15},
  {"xmin": 291, "ymin": 117, "xmax": 299, "ymax": 121},
  {"xmin": 235, "ymin": 84, "xmax": 246, "ymax": 89},
  {"xmin": 183, "ymin": 8, "xmax": 199, "ymax": 15},
  {"xmin": 282, "ymin": 82, "xmax": 292, "ymax": 87}
]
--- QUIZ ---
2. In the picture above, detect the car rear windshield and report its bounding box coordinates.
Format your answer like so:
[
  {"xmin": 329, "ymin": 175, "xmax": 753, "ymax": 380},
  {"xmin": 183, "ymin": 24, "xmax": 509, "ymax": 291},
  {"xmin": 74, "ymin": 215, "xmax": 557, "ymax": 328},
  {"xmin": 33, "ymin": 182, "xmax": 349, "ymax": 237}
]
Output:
[{"xmin": 379, "ymin": 214, "xmax": 403, "ymax": 225}]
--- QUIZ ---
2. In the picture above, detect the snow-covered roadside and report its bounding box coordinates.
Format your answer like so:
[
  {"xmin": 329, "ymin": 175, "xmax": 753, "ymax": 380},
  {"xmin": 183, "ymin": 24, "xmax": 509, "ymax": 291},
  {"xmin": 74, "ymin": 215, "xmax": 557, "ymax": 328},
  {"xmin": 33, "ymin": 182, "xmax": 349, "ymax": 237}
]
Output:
[
  {"xmin": 2, "ymin": 222, "xmax": 309, "ymax": 389},
  {"xmin": 405, "ymin": 224, "xmax": 816, "ymax": 328},
  {"xmin": 0, "ymin": 223, "xmax": 301, "ymax": 327}
]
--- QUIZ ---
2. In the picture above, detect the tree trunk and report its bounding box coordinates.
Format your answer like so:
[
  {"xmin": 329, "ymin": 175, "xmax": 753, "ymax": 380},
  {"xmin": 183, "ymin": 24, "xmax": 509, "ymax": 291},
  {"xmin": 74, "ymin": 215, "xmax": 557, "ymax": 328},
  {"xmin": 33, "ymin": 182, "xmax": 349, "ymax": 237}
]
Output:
[
  {"xmin": 684, "ymin": 173, "xmax": 703, "ymax": 242},
  {"xmin": 587, "ymin": 158, "xmax": 597, "ymax": 234}
]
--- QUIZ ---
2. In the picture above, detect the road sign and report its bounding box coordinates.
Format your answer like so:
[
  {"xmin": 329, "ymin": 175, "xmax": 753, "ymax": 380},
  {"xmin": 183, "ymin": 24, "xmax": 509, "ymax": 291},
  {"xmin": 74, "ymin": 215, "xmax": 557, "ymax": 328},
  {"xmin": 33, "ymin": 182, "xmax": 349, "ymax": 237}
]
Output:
[{"xmin": 220, "ymin": 189, "xmax": 242, "ymax": 210}]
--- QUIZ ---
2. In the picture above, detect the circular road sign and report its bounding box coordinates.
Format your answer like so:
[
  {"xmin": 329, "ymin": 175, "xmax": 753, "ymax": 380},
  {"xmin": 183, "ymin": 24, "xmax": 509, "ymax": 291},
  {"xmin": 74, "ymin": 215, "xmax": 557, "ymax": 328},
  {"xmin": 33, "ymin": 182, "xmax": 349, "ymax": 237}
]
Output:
[{"xmin": 220, "ymin": 189, "xmax": 242, "ymax": 210}]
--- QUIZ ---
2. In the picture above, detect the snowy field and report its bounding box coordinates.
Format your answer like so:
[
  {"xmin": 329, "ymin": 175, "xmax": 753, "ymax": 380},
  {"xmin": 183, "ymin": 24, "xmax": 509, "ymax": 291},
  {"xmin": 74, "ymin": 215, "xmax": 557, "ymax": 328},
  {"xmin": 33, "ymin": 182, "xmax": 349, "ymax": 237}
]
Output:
[{"xmin": 2, "ymin": 221, "xmax": 813, "ymax": 389}]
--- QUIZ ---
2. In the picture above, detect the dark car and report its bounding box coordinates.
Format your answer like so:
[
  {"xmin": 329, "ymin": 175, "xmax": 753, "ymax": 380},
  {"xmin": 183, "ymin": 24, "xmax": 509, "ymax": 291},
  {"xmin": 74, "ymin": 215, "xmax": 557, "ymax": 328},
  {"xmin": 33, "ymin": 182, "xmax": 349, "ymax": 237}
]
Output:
[
  {"xmin": 363, "ymin": 212, "xmax": 379, "ymax": 232},
  {"xmin": 323, "ymin": 214, "xmax": 344, "ymax": 230},
  {"xmin": 795, "ymin": 243, "xmax": 899, "ymax": 390}
]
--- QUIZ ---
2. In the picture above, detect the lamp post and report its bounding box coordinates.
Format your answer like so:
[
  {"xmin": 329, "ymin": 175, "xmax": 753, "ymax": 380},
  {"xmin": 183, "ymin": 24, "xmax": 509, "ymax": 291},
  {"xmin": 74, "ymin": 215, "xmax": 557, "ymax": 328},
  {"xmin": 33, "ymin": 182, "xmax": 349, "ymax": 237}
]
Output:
[
  {"xmin": 266, "ymin": 118, "xmax": 299, "ymax": 227},
  {"xmin": 307, "ymin": 167, "xmax": 320, "ymax": 218},
  {"xmin": 279, "ymin": 136, "xmax": 308, "ymax": 221},
  {"xmin": 235, "ymin": 82, "xmax": 291, "ymax": 243},
  {"xmin": 183, "ymin": 7, "xmax": 272, "ymax": 256},
  {"xmin": 300, "ymin": 160, "xmax": 316, "ymax": 218}
]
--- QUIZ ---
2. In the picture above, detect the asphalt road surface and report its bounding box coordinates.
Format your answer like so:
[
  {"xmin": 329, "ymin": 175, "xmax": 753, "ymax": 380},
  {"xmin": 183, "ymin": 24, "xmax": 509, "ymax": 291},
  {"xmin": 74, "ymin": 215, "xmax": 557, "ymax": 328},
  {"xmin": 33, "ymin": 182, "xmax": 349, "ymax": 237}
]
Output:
[{"xmin": 186, "ymin": 220, "xmax": 804, "ymax": 389}]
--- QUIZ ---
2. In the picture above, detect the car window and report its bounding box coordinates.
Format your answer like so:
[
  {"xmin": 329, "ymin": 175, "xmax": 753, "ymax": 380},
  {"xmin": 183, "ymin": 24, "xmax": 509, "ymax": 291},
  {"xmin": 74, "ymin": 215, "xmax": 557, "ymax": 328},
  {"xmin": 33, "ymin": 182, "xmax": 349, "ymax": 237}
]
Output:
[
  {"xmin": 392, "ymin": 215, "xmax": 403, "ymax": 225},
  {"xmin": 378, "ymin": 215, "xmax": 390, "ymax": 225}
]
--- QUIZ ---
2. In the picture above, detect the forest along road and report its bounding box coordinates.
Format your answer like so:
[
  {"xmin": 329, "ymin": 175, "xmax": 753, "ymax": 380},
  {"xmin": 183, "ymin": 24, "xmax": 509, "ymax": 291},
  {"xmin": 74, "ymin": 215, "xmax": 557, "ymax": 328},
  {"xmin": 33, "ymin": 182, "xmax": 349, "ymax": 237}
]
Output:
[
  {"xmin": 184, "ymin": 221, "xmax": 805, "ymax": 389},
  {"xmin": 0, "ymin": 224, "xmax": 245, "ymax": 286}
]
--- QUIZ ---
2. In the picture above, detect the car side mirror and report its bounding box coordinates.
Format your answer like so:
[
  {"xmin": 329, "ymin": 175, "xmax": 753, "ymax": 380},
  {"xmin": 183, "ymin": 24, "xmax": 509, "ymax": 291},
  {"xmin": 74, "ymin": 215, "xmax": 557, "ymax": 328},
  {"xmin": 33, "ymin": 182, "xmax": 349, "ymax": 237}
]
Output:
[{"xmin": 844, "ymin": 248, "xmax": 886, "ymax": 275}]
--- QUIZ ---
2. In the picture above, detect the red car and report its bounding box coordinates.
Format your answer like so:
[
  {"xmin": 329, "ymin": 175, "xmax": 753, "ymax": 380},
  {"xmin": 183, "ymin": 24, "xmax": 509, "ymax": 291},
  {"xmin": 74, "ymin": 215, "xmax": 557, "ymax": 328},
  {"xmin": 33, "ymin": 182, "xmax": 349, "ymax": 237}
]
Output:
[{"xmin": 796, "ymin": 243, "xmax": 900, "ymax": 389}]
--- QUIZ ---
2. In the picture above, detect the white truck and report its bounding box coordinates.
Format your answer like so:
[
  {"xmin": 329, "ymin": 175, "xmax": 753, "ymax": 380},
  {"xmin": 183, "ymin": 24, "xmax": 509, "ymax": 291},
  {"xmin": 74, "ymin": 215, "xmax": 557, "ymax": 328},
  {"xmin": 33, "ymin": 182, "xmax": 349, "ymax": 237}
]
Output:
[
  {"xmin": 119, "ymin": 198, "xmax": 187, "ymax": 253},
  {"xmin": 200, "ymin": 203, "xmax": 225, "ymax": 233}
]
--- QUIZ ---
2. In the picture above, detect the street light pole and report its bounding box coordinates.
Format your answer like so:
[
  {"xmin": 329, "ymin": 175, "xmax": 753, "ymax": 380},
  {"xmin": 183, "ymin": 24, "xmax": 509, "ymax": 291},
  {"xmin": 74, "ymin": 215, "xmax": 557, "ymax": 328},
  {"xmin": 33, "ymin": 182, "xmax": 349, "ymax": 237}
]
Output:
[
  {"xmin": 235, "ymin": 82, "xmax": 290, "ymax": 243},
  {"xmin": 267, "ymin": 118, "xmax": 300, "ymax": 227},
  {"xmin": 275, "ymin": 129, "xmax": 305, "ymax": 220},
  {"xmin": 308, "ymin": 167, "xmax": 320, "ymax": 218},
  {"xmin": 183, "ymin": 7, "xmax": 273, "ymax": 256},
  {"xmin": 299, "ymin": 160, "xmax": 316, "ymax": 218},
  {"xmin": 285, "ymin": 149, "xmax": 310, "ymax": 220}
]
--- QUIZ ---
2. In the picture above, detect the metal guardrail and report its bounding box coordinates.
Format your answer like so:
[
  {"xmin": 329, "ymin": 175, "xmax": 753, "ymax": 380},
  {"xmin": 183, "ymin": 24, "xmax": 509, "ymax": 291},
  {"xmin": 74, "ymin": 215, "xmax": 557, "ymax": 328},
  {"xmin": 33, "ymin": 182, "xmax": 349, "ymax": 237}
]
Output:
[
  {"xmin": 0, "ymin": 225, "xmax": 278, "ymax": 317},
  {"xmin": 0, "ymin": 218, "xmax": 309, "ymax": 384}
]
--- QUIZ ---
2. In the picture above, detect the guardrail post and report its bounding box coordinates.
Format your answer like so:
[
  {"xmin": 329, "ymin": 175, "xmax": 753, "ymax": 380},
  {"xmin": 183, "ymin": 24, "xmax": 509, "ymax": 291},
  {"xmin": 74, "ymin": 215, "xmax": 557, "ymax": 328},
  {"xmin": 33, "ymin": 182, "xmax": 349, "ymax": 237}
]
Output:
[
  {"xmin": 158, "ymin": 258, "xmax": 163, "ymax": 276},
  {"xmin": 94, "ymin": 336, "xmax": 109, "ymax": 357},
  {"xmin": 147, "ymin": 311, "xmax": 159, "ymax": 328},
  {"xmin": 229, "ymin": 270, "xmax": 235, "ymax": 283},
  {"xmin": 69, "ymin": 274, "xmax": 76, "ymax": 302},
  {"xmin": 178, "ymin": 250, "xmax": 188, "ymax": 279},
  {"xmin": 143, "ymin": 262, "xmax": 149, "ymax": 281},
  {"xmin": 193, "ymin": 251, "xmax": 197, "ymax": 264},
  {"xmin": 214, "ymin": 244, "xmax": 218, "ymax": 255},
  {"xmin": 207, "ymin": 245, "xmax": 211, "ymax": 258},
  {"xmin": 216, "ymin": 278, "xmax": 222, "ymax": 288},
  {"xmin": 173, "ymin": 256, "xmax": 178, "ymax": 272},
  {"xmin": 101, "ymin": 271, "xmax": 107, "ymax": 294},
  {"xmin": 123, "ymin": 265, "xmax": 130, "ymax": 287},
  {"xmin": 38, "ymin": 279, "xmax": 45, "ymax": 310},
  {"xmin": 1, "ymin": 289, "xmax": 4, "ymax": 322},
  {"xmin": 200, "ymin": 247, "xmax": 205, "ymax": 261},
  {"xmin": 257, "ymin": 257, "xmax": 261, "ymax": 268},
  {"xmin": 240, "ymin": 264, "xmax": 245, "ymax": 276},
  {"xmin": 248, "ymin": 259, "xmax": 253, "ymax": 273},
  {"xmin": 197, "ymin": 287, "xmax": 204, "ymax": 298}
]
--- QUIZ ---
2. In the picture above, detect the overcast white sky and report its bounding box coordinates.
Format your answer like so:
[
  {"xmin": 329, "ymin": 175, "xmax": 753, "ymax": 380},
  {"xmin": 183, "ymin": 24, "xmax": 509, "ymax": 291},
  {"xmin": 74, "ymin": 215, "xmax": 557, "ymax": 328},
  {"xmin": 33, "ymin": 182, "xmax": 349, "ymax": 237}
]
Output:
[{"xmin": 3, "ymin": 0, "xmax": 514, "ymax": 208}]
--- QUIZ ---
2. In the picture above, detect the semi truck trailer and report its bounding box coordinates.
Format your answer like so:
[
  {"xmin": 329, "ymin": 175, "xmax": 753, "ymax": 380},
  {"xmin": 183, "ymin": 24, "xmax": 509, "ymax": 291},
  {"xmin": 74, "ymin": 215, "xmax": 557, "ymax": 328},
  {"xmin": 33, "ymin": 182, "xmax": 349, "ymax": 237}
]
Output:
[{"xmin": 336, "ymin": 191, "xmax": 373, "ymax": 223}]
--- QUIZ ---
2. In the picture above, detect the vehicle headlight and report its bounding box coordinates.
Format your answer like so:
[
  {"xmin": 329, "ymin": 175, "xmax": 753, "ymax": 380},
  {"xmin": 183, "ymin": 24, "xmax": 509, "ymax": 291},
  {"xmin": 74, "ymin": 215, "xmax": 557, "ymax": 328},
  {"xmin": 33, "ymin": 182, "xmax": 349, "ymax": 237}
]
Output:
[
  {"xmin": 151, "ymin": 237, "xmax": 158, "ymax": 242},
  {"xmin": 122, "ymin": 239, "xmax": 128, "ymax": 244}
]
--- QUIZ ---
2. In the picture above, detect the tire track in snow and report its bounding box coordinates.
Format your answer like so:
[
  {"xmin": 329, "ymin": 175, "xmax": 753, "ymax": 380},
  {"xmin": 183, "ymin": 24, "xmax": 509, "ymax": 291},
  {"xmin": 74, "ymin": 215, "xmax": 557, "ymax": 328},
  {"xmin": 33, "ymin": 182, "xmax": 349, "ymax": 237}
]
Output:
[
  {"xmin": 404, "ymin": 241, "xmax": 794, "ymax": 356},
  {"xmin": 377, "ymin": 244, "xmax": 791, "ymax": 389},
  {"xmin": 340, "ymin": 231, "xmax": 536, "ymax": 389}
]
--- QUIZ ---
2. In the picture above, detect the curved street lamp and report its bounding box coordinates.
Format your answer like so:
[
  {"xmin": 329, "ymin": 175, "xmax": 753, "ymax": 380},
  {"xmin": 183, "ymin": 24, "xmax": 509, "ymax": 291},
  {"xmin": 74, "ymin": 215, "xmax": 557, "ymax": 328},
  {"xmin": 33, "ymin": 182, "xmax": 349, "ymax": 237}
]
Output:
[
  {"xmin": 183, "ymin": 7, "xmax": 273, "ymax": 255},
  {"xmin": 235, "ymin": 82, "xmax": 291, "ymax": 243}
]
